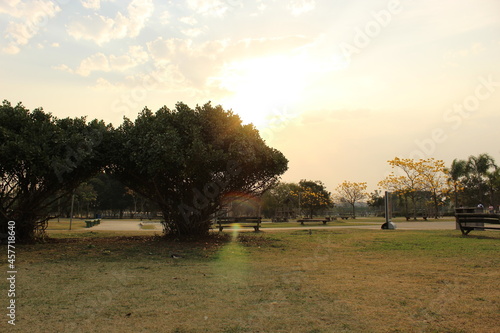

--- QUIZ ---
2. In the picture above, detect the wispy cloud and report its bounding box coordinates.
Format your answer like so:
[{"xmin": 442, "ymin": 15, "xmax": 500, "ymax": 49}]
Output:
[
  {"xmin": 81, "ymin": 0, "xmax": 101, "ymax": 10},
  {"xmin": 67, "ymin": 0, "xmax": 154, "ymax": 45},
  {"xmin": 186, "ymin": 0, "xmax": 231, "ymax": 17},
  {"xmin": 1, "ymin": 0, "xmax": 60, "ymax": 54},
  {"xmin": 288, "ymin": 0, "xmax": 316, "ymax": 16},
  {"xmin": 55, "ymin": 45, "xmax": 149, "ymax": 76}
]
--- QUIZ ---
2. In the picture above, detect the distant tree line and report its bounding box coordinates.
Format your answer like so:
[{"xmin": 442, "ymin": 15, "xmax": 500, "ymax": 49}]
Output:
[
  {"xmin": 263, "ymin": 154, "xmax": 500, "ymax": 220},
  {"xmin": 376, "ymin": 155, "xmax": 500, "ymax": 219},
  {"xmin": 53, "ymin": 173, "xmax": 160, "ymax": 220},
  {"xmin": 0, "ymin": 100, "xmax": 288, "ymax": 243}
]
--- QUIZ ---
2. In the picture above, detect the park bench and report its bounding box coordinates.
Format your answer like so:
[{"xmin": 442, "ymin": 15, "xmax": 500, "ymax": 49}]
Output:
[
  {"xmin": 85, "ymin": 219, "xmax": 101, "ymax": 228},
  {"xmin": 297, "ymin": 218, "xmax": 329, "ymax": 225},
  {"xmin": 455, "ymin": 207, "xmax": 500, "ymax": 235},
  {"xmin": 339, "ymin": 214, "xmax": 353, "ymax": 220},
  {"xmin": 405, "ymin": 213, "xmax": 428, "ymax": 221},
  {"xmin": 214, "ymin": 216, "xmax": 262, "ymax": 232}
]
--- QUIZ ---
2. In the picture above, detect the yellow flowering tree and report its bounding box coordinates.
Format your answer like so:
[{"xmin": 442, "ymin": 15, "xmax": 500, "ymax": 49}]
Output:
[
  {"xmin": 334, "ymin": 181, "xmax": 368, "ymax": 218},
  {"xmin": 291, "ymin": 180, "xmax": 333, "ymax": 218},
  {"xmin": 419, "ymin": 158, "xmax": 452, "ymax": 218},
  {"xmin": 378, "ymin": 157, "xmax": 452, "ymax": 219}
]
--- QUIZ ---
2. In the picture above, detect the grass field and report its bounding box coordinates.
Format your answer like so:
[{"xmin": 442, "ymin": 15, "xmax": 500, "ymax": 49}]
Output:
[{"xmin": 1, "ymin": 228, "xmax": 499, "ymax": 332}]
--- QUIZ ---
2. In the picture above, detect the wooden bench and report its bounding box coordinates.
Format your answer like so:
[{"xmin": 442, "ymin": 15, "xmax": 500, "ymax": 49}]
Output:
[
  {"xmin": 297, "ymin": 218, "xmax": 329, "ymax": 225},
  {"xmin": 455, "ymin": 208, "xmax": 500, "ymax": 235},
  {"xmin": 339, "ymin": 215, "xmax": 352, "ymax": 220},
  {"xmin": 85, "ymin": 219, "xmax": 101, "ymax": 228},
  {"xmin": 215, "ymin": 216, "xmax": 262, "ymax": 232},
  {"xmin": 405, "ymin": 214, "xmax": 428, "ymax": 221}
]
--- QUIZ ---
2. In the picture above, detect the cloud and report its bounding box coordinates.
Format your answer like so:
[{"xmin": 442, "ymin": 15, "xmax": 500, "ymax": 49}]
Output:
[
  {"xmin": 146, "ymin": 35, "xmax": 309, "ymax": 66},
  {"xmin": 81, "ymin": 0, "xmax": 101, "ymax": 10},
  {"xmin": 181, "ymin": 28, "xmax": 205, "ymax": 38},
  {"xmin": 77, "ymin": 53, "xmax": 110, "ymax": 76},
  {"xmin": 256, "ymin": 0, "xmax": 267, "ymax": 12},
  {"xmin": 0, "ymin": 0, "xmax": 23, "ymax": 16},
  {"xmin": 2, "ymin": 44, "xmax": 20, "ymax": 54},
  {"xmin": 91, "ymin": 77, "xmax": 122, "ymax": 91},
  {"xmin": 186, "ymin": 0, "xmax": 230, "ymax": 17},
  {"xmin": 178, "ymin": 16, "xmax": 204, "ymax": 37},
  {"xmin": 179, "ymin": 16, "xmax": 198, "ymax": 26},
  {"xmin": 159, "ymin": 10, "xmax": 171, "ymax": 24},
  {"xmin": 1, "ymin": 0, "xmax": 60, "ymax": 54},
  {"xmin": 146, "ymin": 35, "xmax": 311, "ymax": 88},
  {"xmin": 89, "ymin": 63, "xmax": 191, "ymax": 95},
  {"xmin": 288, "ymin": 0, "xmax": 315, "ymax": 16},
  {"xmin": 55, "ymin": 45, "xmax": 149, "ymax": 76},
  {"xmin": 67, "ymin": 0, "xmax": 154, "ymax": 45}
]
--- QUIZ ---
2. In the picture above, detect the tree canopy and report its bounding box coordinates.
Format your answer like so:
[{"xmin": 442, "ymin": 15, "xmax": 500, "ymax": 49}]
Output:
[
  {"xmin": 1, "ymin": 100, "xmax": 287, "ymax": 241},
  {"xmin": 448, "ymin": 153, "xmax": 498, "ymax": 207},
  {"xmin": 334, "ymin": 181, "xmax": 368, "ymax": 218},
  {"xmin": 378, "ymin": 157, "xmax": 451, "ymax": 218},
  {"xmin": 291, "ymin": 180, "xmax": 332, "ymax": 218},
  {"xmin": 110, "ymin": 102, "xmax": 288, "ymax": 237},
  {"xmin": 0, "ymin": 100, "xmax": 110, "ymax": 242}
]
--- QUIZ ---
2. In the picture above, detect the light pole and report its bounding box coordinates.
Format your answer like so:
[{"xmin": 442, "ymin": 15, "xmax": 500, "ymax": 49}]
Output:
[
  {"xmin": 382, "ymin": 191, "xmax": 396, "ymax": 230},
  {"xmin": 69, "ymin": 192, "xmax": 75, "ymax": 231}
]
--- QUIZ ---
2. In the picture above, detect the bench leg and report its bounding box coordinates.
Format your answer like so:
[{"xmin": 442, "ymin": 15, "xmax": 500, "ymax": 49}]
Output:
[
  {"xmin": 218, "ymin": 226, "xmax": 224, "ymax": 232},
  {"xmin": 253, "ymin": 226, "xmax": 260, "ymax": 232},
  {"xmin": 459, "ymin": 226, "xmax": 472, "ymax": 235}
]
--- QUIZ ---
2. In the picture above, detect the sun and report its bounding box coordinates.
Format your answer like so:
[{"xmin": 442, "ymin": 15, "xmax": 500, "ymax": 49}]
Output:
[{"xmin": 213, "ymin": 55, "xmax": 309, "ymax": 127}]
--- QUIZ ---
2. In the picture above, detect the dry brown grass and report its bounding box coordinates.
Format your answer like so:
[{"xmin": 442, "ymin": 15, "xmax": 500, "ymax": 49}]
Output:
[{"xmin": 1, "ymin": 229, "xmax": 499, "ymax": 332}]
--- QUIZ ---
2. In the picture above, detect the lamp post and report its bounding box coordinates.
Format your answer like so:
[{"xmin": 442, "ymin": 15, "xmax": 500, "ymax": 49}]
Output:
[
  {"xmin": 382, "ymin": 191, "xmax": 396, "ymax": 230},
  {"xmin": 69, "ymin": 192, "xmax": 75, "ymax": 231}
]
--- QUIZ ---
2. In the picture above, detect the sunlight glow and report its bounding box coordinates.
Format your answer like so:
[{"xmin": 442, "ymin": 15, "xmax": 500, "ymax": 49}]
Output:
[{"xmin": 213, "ymin": 55, "xmax": 310, "ymax": 126}]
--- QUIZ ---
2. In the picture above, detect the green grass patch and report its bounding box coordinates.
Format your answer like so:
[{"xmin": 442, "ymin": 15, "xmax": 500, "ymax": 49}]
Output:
[
  {"xmin": 46, "ymin": 218, "xmax": 88, "ymax": 230},
  {"xmin": 1, "ymin": 229, "xmax": 498, "ymax": 332}
]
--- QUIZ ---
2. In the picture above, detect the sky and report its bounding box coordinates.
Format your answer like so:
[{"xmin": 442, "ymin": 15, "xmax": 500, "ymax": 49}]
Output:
[{"xmin": 1, "ymin": 0, "xmax": 500, "ymax": 194}]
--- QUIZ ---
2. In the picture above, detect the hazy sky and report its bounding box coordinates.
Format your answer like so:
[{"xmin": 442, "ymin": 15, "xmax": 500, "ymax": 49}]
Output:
[{"xmin": 1, "ymin": 0, "xmax": 499, "ymax": 194}]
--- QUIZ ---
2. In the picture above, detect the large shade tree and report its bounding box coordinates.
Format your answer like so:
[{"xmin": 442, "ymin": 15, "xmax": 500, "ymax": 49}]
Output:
[
  {"xmin": 0, "ymin": 100, "xmax": 110, "ymax": 243},
  {"xmin": 111, "ymin": 102, "xmax": 288, "ymax": 237}
]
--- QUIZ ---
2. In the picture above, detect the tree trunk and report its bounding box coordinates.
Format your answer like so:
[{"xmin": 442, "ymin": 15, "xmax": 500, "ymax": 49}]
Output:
[{"xmin": 410, "ymin": 193, "xmax": 417, "ymax": 220}]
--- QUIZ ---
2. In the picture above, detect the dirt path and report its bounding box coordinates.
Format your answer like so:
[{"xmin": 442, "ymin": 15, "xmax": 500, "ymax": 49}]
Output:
[
  {"xmin": 89, "ymin": 220, "xmax": 458, "ymax": 232},
  {"xmin": 90, "ymin": 220, "xmax": 163, "ymax": 231}
]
